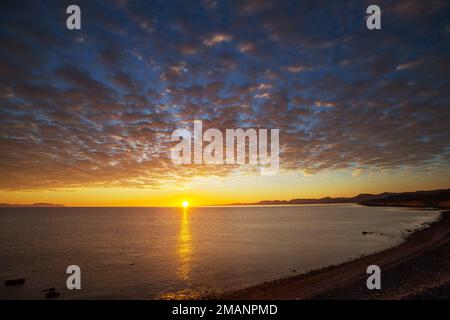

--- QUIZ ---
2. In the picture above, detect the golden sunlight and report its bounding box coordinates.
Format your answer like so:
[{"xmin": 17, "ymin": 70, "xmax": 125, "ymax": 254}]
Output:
[
  {"xmin": 182, "ymin": 201, "xmax": 189, "ymax": 208},
  {"xmin": 177, "ymin": 207, "xmax": 192, "ymax": 281}
]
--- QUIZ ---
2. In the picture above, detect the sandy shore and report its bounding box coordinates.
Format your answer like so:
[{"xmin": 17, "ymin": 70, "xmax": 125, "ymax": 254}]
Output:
[{"xmin": 221, "ymin": 211, "xmax": 450, "ymax": 300}]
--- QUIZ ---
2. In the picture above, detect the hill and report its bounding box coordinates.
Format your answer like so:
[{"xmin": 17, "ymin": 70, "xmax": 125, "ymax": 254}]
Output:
[{"xmin": 231, "ymin": 189, "xmax": 450, "ymax": 208}]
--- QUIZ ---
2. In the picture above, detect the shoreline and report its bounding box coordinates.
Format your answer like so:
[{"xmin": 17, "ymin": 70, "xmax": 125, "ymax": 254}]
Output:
[{"xmin": 219, "ymin": 211, "xmax": 450, "ymax": 300}]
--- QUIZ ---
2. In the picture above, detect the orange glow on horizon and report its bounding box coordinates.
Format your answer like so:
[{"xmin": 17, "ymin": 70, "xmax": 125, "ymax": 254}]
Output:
[{"xmin": 0, "ymin": 167, "xmax": 449, "ymax": 207}]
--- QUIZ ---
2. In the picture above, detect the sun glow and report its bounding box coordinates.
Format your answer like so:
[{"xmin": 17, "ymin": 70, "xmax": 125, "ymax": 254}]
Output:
[{"xmin": 182, "ymin": 201, "xmax": 189, "ymax": 208}]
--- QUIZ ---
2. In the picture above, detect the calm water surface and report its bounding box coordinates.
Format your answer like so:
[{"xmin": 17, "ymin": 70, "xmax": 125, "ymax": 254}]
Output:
[{"xmin": 0, "ymin": 204, "xmax": 440, "ymax": 299}]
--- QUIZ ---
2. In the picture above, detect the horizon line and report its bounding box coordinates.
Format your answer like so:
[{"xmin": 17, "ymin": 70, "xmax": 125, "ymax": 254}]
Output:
[{"xmin": 1, "ymin": 187, "xmax": 448, "ymax": 208}]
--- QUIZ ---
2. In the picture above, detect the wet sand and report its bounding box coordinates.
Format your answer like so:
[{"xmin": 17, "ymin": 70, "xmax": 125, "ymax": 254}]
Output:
[{"xmin": 221, "ymin": 211, "xmax": 450, "ymax": 300}]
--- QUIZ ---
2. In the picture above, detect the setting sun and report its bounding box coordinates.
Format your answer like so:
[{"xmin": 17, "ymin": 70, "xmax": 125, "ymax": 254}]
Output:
[{"xmin": 182, "ymin": 201, "xmax": 189, "ymax": 208}]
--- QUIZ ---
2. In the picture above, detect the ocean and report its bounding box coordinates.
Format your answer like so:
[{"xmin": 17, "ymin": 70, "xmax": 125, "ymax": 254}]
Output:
[{"xmin": 0, "ymin": 204, "xmax": 440, "ymax": 299}]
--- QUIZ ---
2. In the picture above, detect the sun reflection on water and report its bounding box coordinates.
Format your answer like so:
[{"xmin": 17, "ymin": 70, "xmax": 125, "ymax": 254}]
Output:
[{"xmin": 177, "ymin": 207, "xmax": 192, "ymax": 281}]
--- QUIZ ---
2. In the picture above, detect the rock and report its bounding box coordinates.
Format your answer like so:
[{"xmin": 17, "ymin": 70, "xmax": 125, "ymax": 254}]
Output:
[
  {"xmin": 46, "ymin": 291, "xmax": 60, "ymax": 299},
  {"xmin": 4, "ymin": 278, "xmax": 26, "ymax": 286}
]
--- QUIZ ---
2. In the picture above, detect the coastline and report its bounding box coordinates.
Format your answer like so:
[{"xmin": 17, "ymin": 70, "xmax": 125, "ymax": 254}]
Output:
[{"xmin": 219, "ymin": 211, "xmax": 450, "ymax": 300}]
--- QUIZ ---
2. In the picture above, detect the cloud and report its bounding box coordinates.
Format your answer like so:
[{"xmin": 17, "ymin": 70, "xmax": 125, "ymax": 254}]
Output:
[
  {"xmin": 283, "ymin": 65, "xmax": 307, "ymax": 73},
  {"xmin": 396, "ymin": 59, "xmax": 425, "ymax": 70},
  {"xmin": 314, "ymin": 101, "xmax": 336, "ymax": 108},
  {"xmin": 0, "ymin": 0, "xmax": 449, "ymax": 191},
  {"xmin": 352, "ymin": 168, "xmax": 363, "ymax": 177},
  {"xmin": 238, "ymin": 42, "xmax": 254, "ymax": 53},
  {"xmin": 203, "ymin": 33, "xmax": 233, "ymax": 46}
]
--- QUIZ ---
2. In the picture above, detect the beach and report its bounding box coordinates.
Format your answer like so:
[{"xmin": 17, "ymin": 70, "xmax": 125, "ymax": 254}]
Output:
[{"xmin": 221, "ymin": 211, "xmax": 450, "ymax": 300}]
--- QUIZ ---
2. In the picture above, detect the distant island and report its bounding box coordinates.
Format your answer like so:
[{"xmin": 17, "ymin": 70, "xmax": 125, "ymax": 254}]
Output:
[
  {"xmin": 0, "ymin": 203, "xmax": 65, "ymax": 207},
  {"xmin": 230, "ymin": 188, "xmax": 450, "ymax": 209}
]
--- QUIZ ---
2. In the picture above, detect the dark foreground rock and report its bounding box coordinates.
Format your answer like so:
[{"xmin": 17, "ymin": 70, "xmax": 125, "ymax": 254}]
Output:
[{"xmin": 4, "ymin": 278, "xmax": 26, "ymax": 286}]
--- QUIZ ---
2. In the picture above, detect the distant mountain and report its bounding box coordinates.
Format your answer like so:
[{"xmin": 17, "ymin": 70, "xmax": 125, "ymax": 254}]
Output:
[
  {"xmin": 0, "ymin": 203, "xmax": 65, "ymax": 207},
  {"xmin": 231, "ymin": 193, "xmax": 395, "ymax": 205},
  {"xmin": 231, "ymin": 189, "xmax": 450, "ymax": 209},
  {"xmin": 359, "ymin": 189, "xmax": 450, "ymax": 209}
]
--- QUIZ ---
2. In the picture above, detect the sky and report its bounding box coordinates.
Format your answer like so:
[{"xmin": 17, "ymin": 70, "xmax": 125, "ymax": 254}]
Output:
[{"xmin": 0, "ymin": 0, "xmax": 449, "ymax": 206}]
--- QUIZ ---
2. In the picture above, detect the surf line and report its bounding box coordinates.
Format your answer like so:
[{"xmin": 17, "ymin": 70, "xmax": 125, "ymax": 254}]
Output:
[{"xmin": 170, "ymin": 120, "xmax": 279, "ymax": 174}]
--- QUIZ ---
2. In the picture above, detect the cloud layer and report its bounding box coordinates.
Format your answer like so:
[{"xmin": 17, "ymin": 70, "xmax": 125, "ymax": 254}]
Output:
[{"xmin": 0, "ymin": 0, "xmax": 449, "ymax": 190}]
